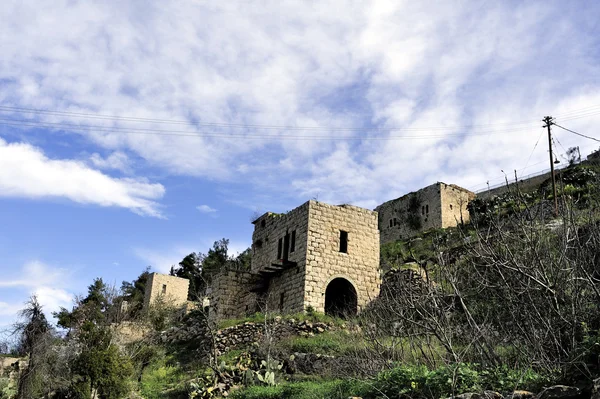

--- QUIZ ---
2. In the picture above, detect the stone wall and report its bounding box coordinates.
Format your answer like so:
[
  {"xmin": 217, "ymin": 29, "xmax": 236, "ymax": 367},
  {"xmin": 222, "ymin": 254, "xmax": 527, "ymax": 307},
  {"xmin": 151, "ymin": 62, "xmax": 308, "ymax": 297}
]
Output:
[
  {"xmin": 210, "ymin": 269, "xmax": 258, "ymax": 321},
  {"xmin": 210, "ymin": 200, "xmax": 380, "ymax": 321},
  {"xmin": 377, "ymin": 182, "xmax": 473, "ymax": 244},
  {"xmin": 162, "ymin": 317, "xmax": 333, "ymax": 356},
  {"xmin": 440, "ymin": 183, "xmax": 475, "ymax": 228},
  {"xmin": 0, "ymin": 357, "xmax": 20, "ymax": 376},
  {"xmin": 304, "ymin": 201, "xmax": 380, "ymax": 313},
  {"xmin": 144, "ymin": 273, "xmax": 190, "ymax": 309},
  {"xmin": 252, "ymin": 203, "xmax": 310, "ymax": 314}
]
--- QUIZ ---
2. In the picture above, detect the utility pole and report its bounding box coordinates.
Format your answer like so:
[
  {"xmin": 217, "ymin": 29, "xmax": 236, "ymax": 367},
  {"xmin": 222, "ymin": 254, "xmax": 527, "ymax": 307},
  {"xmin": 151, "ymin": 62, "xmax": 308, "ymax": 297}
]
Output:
[{"xmin": 543, "ymin": 116, "xmax": 558, "ymax": 216}]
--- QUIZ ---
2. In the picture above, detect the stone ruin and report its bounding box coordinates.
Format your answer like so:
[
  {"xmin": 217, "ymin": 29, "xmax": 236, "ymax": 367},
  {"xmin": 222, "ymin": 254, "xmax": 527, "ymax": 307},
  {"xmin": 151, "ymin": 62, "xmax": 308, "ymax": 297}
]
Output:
[
  {"xmin": 376, "ymin": 182, "xmax": 475, "ymax": 245},
  {"xmin": 143, "ymin": 272, "xmax": 190, "ymax": 309},
  {"xmin": 144, "ymin": 182, "xmax": 474, "ymax": 322},
  {"xmin": 209, "ymin": 200, "xmax": 381, "ymax": 321}
]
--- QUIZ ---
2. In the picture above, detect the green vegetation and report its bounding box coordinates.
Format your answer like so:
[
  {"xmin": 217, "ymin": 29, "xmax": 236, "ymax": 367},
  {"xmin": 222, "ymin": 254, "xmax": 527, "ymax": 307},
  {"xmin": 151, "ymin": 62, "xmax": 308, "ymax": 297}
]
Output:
[
  {"xmin": 277, "ymin": 331, "xmax": 356, "ymax": 355},
  {"xmin": 7, "ymin": 161, "xmax": 600, "ymax": 398},
  {"xmin": 170, "ymin": 239, "xmax": 251, "ymax": 301},
  {"xmin": 230, "ymin": 379, "xmax": 369, "ymax": 399}
]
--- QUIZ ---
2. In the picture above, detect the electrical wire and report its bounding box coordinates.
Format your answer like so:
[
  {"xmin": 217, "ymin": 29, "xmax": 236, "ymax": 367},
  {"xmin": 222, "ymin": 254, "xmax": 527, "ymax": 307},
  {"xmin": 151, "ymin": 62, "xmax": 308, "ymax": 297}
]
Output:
[
  {"xmin": 1, "ymin": 102, "xmax": 600, "ymax": 134},
  {"xmin": 553, "ymin": 122, "xmax": 600, "ymax": 143},
  {"xmin": 0, "ymin": 118, "xmax": 537, "ymax": 141},
  {"xmin": 0, "ymin": 105, "xmax": 541, "ymax": 132},
  {"xmin": 520, "ymin": 130, "xmax": 544, "ymax": 177}
]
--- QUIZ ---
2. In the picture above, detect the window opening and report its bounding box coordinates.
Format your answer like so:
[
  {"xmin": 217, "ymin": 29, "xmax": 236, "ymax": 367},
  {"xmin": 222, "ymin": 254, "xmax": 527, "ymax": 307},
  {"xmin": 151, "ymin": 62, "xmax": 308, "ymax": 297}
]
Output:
[
  {"xmin": 339, "ymin": 230, "xmax": 348, "ymax": 253},
  {"xmin": 426, "ymin": 204, "xmax": 429, "ymax": 214},
  {"xmin": 277, "ymin": 238, "xmax": 283, "ymax": 260},
  {"xmin": 283, "ymin": 233, "xmax": 290, "ymax": 261},
  {"xmin": 389, "ymin": 219, "xmax": 393, "ymax": 228},
  {"xmin": 279, "ymin": 292, "xmax": 285, "ymax": 311},
  {"xmin": 290, "ymin": 230, "xmax": 296, "ymax": 253},
  {"xmin": 260, "ymin": 219, "xmax": 266, "ymax": 228},
  {"xmin": 450, "ymin": 204, "xmax": 453, "ymax": 210},
  {"xmin": 393, "ymin": 218, "xmax": 398, "ymax": 226},
  {"xmin": 161, "ymin": 284, "xmax": 167, "ymax": 294},
  {"xmin": 422, "ymin": 206, "xmax": 425, "ymax": 215}
]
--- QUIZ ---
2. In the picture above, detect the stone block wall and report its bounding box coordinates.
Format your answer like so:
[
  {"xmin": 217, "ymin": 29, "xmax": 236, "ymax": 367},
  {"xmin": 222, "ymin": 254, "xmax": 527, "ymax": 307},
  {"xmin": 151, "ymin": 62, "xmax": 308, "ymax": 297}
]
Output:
[
  {"xmin": 377, "ymin": 182, "xmax": 474, "ymax": 244},
  {"xmin": 209, "ymin": 269, "xmax": 258, "ymax": 321},
  {"xmin": 143, "ymin": 273, "xmax": 190, "ymax": 309},
  {"xmin": 439, "ymin": 183, "xmax": 475, "ymax": 227},
  {"xmin": 252, "ymin": 203, "xmax": 311, "ymax": 314},
  {"xmin": 377, "ymin": 183, "xmax": 443, "ymax": 244},
  {"xmin": 304, "ymin": 201, "xmax": 380, "ymax": 313},
  {"xmin": 209, "ymin": 200, "xmax": 381, "ymax": 321}
]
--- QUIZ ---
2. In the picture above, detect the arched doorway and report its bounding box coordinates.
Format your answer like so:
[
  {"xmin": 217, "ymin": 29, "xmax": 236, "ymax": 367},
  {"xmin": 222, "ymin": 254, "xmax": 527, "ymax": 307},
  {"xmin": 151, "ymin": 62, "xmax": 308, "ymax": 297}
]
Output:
[{"xmin": 324, "ymin": 278, "xmax": 358, "ymax": 317}]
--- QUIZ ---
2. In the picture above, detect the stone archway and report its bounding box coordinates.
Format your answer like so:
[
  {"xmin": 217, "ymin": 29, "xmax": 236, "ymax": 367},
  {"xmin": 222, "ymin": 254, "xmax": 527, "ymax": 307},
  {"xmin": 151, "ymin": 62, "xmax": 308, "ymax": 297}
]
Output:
[{"xmin": 324, "ymin": 277, "xmax": 358, "ymax": 317}]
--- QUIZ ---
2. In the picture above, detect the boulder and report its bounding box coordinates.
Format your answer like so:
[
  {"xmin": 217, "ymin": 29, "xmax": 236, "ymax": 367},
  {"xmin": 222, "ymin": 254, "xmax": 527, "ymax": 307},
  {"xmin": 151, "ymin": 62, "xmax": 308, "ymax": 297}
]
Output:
[
  {"xmin": 535, "ymin": 385, "xmax": 580, "ymax": 399},
  {"xmin": 507, "ymin": 390, "xmax": 535, "ymax": 399}
]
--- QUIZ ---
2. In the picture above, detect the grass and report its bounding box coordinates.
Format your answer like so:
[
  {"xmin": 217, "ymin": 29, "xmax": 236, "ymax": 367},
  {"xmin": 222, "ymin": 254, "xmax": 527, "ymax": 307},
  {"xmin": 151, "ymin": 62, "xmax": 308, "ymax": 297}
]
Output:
[
  {"xmin": 277, "ymin": 330, "xmax": 357, "ymax": 355},
  {"xmin": 139, "ymin": 361, "xmax": 189, "ymax": 399},
  {"xmin": 230, "ymin": 379, "xmax": 369, "ymax": 399}
]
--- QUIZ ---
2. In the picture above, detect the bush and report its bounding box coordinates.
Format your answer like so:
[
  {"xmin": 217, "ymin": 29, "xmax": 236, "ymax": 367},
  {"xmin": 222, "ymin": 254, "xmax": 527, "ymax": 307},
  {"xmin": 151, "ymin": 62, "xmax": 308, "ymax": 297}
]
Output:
[
  {"xmin": 479, "ymin": 365, "xmax": 552, "ymax": 393},
  {"xmin": 367, "ymin": 363, "xmax": 553, "ymax": 399},
  {"xmin": 0, "ymin": 377, "xmax": 16, "ymax": 399}
]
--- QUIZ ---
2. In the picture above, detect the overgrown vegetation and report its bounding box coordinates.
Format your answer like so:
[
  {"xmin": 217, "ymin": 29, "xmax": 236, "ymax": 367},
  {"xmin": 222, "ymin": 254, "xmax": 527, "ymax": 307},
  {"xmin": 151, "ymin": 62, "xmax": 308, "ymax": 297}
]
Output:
[{"xmin": 6, "ymin": 162, "xmax": 600, "ymax": 398}]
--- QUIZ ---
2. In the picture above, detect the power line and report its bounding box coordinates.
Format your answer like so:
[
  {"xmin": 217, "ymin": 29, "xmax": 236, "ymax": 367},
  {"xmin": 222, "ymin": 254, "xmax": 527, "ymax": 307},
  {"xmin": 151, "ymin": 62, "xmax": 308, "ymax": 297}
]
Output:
[
  {"xmin": 553, "ymin": 122, "xmax": 600, "ymax": 143},
  {"xmin": 1, "ymin": 103, "xmax": 600, "ymax": 134},
  {"xmin": 0, "ymin": 105, "xmax": 541, "ymax": 132},
  {"xmin": 0, "ymin": 118, "xmax": 536, "ymax": 141},
  {"xmin": 520, "ymin": 129, "xmax": 544, "ymax": 177}
]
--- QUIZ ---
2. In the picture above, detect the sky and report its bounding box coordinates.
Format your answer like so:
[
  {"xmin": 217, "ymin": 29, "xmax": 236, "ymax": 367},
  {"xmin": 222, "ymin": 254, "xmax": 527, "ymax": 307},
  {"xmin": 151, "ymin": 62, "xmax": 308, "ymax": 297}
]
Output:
[{"xmin": 1, "ymin": 0, "xmax": 600, "ymax": 332}]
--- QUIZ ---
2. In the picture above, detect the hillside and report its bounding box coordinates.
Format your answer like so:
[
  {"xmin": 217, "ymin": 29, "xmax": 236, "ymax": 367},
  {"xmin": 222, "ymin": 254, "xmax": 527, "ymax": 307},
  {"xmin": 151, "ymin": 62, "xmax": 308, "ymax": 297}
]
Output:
[{"xmin": 4, "ymin": 162, "xmax": 600, "ymax": 399}]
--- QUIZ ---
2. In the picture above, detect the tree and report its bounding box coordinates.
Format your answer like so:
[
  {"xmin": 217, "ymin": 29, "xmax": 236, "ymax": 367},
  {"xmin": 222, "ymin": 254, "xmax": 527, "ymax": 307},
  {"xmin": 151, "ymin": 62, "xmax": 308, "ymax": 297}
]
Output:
[
  {"xmin": 54, "ymin": 278, "xmax": 112, "ymax": 331},
  {"xmin": 170, "ymin": 239, "xmax": 237, "ymax": 300},
  {"xmin": 72, "ymin": 322, "xmax": 133, "ymax": 399},
  {"xmin": 13, "ymin": 296, "xmax": 53, "ymax": 399},
  {"xmin": 170, "ymin": 252, "xmax": 203, "ymax": 300},
  {"xmin": 120, "ymin": 267, "xmax": 151, "ymax": 319}
]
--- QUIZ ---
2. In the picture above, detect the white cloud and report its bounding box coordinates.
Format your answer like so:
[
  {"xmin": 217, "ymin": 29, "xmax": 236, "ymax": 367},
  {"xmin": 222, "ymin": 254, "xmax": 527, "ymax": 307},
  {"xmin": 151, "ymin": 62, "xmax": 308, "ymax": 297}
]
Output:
[
  {"xmin": 89, "ymin": 151, "xmax": 131, "ymax": 173},
  {"xmin": 197, "ymin": 204, "xmax": 217, "ymax": 215},
  {"xmin": 0, "ymin": 137, "xmax": 165, "ymax": 217},
  {"xmin": 0, "ymin": 261, "xmax": 75, "ymax": 327},
  {"xmin": 0, "ymin": 1, "xmax": 599, "ymax": 208}
]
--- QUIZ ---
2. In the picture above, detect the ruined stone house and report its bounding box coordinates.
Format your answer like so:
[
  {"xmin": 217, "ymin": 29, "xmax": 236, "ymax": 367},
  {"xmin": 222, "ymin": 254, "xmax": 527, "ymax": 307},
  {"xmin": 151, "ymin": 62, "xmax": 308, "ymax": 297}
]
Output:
[
  {"xmin": 143, "ymin": 272, "xmax": 190, "ymax": 309},
  {"xmin": 376, "ymin": 182, "xmax": 475, "ymax": 245},
  {"xmin": 209, "ymin": 200, "xmax": 380, "ymax": 321}
]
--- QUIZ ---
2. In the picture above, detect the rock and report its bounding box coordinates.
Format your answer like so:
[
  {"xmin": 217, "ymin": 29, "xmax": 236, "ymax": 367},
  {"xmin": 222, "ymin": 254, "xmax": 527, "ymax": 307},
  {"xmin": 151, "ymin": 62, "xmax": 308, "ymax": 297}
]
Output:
[
  {"xmin": 591, "ymin": 378, "xmax": 600, "ymax": 399},
  {"xmin": 445, "ymin": 392, "xmax": 501, "ymax": 399},
  {"xmin": 507, "ymin": 390, "xmax": 535, "ymax": 399},
  {"xmin": 535, "ymin": 385, "xmax": 580, "ymax": 399},
  {"xmin": 481, "ymin": 391, "xmax": 503, "ymax": 399}
]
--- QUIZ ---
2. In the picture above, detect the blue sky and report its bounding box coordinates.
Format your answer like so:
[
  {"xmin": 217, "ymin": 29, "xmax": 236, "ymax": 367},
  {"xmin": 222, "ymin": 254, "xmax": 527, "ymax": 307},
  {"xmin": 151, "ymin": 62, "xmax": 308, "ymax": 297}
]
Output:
[{"xmin": 1, "ymin": 0, "xmax": 600, "ymax": 331}]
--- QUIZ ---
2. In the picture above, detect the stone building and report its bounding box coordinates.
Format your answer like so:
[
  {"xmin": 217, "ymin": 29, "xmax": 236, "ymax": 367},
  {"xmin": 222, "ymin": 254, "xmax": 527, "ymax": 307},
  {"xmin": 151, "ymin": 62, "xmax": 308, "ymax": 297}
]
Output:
[
  {"xmin": 143, "ymin": 272, "xmax": 190, "ymax": 309},
  {"xmin": 376, "ymin": 182, "xmax": 475, "ymax": 245},
  {"xmin": 209, "ymin": 200, "xmax": 380, "ymax": 321}
]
